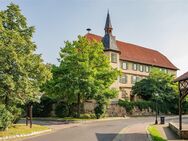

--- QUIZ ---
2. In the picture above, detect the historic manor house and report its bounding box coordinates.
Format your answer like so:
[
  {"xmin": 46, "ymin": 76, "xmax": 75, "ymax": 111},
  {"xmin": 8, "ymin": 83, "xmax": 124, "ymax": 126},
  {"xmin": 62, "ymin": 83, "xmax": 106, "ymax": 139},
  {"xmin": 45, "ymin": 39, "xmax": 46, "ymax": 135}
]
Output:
[{"xmin": 85, "ymin": 12, "xmax": 178, "ymax": 101}]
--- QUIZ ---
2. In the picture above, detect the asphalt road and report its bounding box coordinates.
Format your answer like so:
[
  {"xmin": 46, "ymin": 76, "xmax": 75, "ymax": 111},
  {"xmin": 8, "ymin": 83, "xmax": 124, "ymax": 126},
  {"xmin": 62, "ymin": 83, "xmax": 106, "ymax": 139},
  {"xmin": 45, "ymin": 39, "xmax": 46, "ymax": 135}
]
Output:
[{"xmin": 20, "ymin": 117, "xmax": 155, "ymax": 141}]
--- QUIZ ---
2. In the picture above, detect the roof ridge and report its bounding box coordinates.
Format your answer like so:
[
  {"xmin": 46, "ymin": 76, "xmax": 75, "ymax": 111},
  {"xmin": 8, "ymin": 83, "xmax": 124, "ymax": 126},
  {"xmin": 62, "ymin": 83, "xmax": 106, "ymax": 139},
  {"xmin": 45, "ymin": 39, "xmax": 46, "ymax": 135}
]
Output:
[{"xmin": 86, "ymin": 33, "xmax": 158, "ymax": 52}]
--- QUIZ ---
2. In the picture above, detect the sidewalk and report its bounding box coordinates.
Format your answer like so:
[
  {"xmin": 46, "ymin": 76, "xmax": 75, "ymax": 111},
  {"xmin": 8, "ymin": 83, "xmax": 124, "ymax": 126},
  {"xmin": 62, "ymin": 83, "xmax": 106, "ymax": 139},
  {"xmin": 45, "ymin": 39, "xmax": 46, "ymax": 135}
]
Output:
[
  {"xmin": 113, "ymin": 123, "xmax": 150, "ymax": 141},
  {"xmin": 157, "ymin": 124, "xmax": 187, "ymax": 141}
]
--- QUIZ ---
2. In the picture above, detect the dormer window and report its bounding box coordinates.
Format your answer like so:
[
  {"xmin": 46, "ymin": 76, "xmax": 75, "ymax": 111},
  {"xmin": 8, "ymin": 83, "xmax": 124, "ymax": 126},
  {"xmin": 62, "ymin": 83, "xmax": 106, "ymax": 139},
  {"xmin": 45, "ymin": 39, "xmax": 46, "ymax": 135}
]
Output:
[{"xmin": 111, "ymin": 53, "xmax": 117, "ymax": 63}]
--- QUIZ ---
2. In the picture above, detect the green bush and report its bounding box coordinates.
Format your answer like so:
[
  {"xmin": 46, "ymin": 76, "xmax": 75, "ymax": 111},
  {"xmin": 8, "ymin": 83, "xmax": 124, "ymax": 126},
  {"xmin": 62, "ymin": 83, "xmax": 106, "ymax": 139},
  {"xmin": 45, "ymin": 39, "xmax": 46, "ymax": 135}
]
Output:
[
  {"xmin": 94, "ymin": 104, "xmax": 106, "ymax": 119},
  {"xmin": 118, "ymin": 100, "xmax": 155, "ymax": 114},
  {"xmin": 80, "ymin": 114, "xmax": 95, "ymax": 119},
  {"xmin": 118, "ymin": 100, "xmax": 134, "ymax": 113},
  {"xmin": 0, "ymin": 104, "xmax": 14, "ymax": 131},
  {"xmin": 7, "ymin": 106, "xmax": 22, "ymax": 124},
  {"xmin": 134, "ymin": 100, "xmax": 154, "ymax": 111},
  {"xmin": 55, "ymin": 102, "xmax": 69, "ymax": 118},
  {"xmin": 32, "ymin": 96, "xmax": 55, "ymax": 117}
]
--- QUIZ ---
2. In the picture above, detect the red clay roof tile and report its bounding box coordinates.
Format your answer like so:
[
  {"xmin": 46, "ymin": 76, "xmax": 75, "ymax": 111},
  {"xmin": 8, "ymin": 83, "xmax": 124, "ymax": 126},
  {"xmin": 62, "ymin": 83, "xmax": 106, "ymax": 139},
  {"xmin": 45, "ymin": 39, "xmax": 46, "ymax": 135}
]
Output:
[{"xmin": 85, "ymin": 33, "xmax": 178, "ymax": 70}]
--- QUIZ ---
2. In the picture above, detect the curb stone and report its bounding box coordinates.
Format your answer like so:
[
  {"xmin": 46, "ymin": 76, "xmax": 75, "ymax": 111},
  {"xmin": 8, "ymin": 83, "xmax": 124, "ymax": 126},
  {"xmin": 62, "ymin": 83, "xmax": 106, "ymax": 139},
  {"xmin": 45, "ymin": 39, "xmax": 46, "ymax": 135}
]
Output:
[
  {"xmin": 0, "ymin": 129, "xmax": 52, "ymax": 141},
  {"xmin": 31, "ymin": 117, "xmax": 128, "ymax": 124}
]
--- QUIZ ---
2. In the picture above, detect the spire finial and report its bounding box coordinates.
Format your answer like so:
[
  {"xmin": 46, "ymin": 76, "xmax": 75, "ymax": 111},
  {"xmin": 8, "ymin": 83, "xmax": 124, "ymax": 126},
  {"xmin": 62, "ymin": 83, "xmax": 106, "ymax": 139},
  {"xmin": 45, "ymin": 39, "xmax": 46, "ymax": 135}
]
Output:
[{"xmin": 104, "ymin": 10, "xmax": 113, "ymax": 34}]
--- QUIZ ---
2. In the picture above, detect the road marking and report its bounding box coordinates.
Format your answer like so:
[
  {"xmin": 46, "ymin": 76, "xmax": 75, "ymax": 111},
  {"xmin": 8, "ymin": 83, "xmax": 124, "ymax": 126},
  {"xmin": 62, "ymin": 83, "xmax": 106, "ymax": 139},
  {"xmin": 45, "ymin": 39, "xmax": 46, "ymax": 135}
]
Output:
[
  {"xmin": 112, "ymin": 123, "xmax": 150, "ymax": 141},
  {"xmin": 112, "ymin": 126, "xmax": 130, "ymax": 141}
]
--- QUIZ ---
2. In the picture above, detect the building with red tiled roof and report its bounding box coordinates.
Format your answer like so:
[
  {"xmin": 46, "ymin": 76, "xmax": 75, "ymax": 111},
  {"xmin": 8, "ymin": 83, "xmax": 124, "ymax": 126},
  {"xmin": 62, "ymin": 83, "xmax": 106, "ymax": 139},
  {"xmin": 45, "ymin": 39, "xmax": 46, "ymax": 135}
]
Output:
[{"xmin": 85, "ymin": 12, "xmax": 178, "ymax": 100}]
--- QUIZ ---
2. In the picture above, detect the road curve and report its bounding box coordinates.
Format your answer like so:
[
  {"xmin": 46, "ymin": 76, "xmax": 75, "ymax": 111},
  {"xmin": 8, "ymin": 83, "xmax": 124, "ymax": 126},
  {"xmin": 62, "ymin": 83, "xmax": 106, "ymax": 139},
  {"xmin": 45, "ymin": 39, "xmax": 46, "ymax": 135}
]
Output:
[{"xmin": 21, "ymin": 117, "xmax": 154, "ymax": 141}]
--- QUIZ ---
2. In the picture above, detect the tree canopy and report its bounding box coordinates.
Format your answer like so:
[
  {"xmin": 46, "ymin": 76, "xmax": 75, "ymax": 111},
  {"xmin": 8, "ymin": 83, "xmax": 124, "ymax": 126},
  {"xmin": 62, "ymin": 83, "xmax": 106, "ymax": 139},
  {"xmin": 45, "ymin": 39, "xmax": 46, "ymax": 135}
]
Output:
[
  {"xmin": 0, "ymin": 3, "xmax": 51, "ymax": 107},
  {"xmin": 44, "ymin": 36, "xmax": 119, "ymax": 117},
  {"xmin": 132, "ymin": 68, "xmax": 178, "ymax": 101}
]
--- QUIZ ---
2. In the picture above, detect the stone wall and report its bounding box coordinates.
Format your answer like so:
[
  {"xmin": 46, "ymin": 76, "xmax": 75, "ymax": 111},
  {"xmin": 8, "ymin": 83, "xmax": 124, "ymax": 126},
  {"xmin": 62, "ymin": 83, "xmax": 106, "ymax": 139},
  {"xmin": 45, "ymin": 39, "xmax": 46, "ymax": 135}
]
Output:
[
  {"xmin": 131, "ymin": 107, "xmax": 154, "ymax": 116},
  {"xmin": 83, "ymin": 100, "xmax": 95, "ymax": 113},
  {"xmin": 106, "ymin": 104, "xmax": 126, "ymax": 117},
  {"xmin": 83, "ymin": 101, "xmax": 154, "ymax": 117}
]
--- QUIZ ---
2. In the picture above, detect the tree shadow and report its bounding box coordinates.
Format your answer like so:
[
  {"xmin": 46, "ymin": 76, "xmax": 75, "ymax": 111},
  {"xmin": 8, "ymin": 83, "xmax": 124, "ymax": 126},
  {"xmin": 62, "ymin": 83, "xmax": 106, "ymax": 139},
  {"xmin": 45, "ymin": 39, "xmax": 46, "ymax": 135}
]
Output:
[
  {"xmin": 18, "ymin": 119, "xmax": 75, "ymax": 126},
  {"xmin": 96, "ymin": 133, "xmax": 149, "ymax": 141}
]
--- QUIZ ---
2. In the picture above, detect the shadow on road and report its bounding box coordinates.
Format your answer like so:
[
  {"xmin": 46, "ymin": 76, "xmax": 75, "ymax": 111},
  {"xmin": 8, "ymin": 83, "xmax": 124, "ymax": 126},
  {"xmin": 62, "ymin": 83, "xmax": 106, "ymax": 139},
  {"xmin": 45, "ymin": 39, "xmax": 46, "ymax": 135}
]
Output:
[
  {"xmin": 162, "ymin": 126, "xmax": 180, "ymax": 140},
  {"xmin": 96, "ymin": 133, "xmax": 148, "ymax": 141},
  {"xmin": 18, "ymin": 119, "xmax": 75, "ymax": 126}
]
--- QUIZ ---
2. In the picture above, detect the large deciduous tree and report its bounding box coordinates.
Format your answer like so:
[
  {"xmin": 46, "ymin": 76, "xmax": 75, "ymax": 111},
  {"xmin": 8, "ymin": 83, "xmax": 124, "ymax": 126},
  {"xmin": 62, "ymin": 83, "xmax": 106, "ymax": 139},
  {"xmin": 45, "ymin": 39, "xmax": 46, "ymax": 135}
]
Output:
[
  {"xmin": 132, "ymin": 68, "xmax": 178, "ymax": 100},
  {"xmin": 132, "ymin": 68, "xmax": 178, "ymax": 113},
  {"xmin": 0, "ymin": 3, "xmax": 51, "ymax": 126},
  {"xmin": 44, "ymin": 36, "xmax": 119, "ymax": 117}
]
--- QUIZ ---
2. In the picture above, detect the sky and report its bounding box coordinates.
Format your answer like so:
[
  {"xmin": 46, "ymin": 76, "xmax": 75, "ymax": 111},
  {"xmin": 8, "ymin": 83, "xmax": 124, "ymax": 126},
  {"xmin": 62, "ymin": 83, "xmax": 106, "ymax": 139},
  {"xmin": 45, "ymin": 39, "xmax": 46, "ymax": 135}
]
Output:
[{"xmin": 0, "ymin": 0, "xmax": 188, "ymax": 76}]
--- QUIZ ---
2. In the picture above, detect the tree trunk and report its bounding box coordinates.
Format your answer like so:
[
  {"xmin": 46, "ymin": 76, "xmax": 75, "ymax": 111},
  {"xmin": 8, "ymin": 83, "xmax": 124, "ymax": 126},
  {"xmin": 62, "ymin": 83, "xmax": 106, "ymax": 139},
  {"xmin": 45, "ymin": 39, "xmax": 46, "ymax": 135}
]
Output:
[
  {"xmin": 26, "ymin": 103, "xmax": 33, "ymax": 128},
  {"xmin": 77, "ymin": 93, "xmax": 80, "ymax": 118},
  {"xmin": 5, "ymin": 95, "xmax": 9, "ymax": 107},
  {"xmin": 29, "ymin": 104, "xmax": 33, "ymax": 128}
]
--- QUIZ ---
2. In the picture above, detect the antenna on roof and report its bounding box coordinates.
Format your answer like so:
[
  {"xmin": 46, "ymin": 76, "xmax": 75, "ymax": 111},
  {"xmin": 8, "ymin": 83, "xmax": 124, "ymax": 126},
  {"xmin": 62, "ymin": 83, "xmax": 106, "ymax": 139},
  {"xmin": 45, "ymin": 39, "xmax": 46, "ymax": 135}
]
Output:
[{"xmin": 86, "ymin": 28, "xmax": 91, "ymax": 33}]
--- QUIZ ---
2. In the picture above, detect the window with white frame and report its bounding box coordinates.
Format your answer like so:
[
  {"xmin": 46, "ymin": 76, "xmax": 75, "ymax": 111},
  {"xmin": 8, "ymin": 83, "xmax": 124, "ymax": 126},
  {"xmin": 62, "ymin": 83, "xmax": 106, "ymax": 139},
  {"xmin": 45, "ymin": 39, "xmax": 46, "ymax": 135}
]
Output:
[
  {"xmin": 121, "ymin": 62, "xmax": 128, "ymax": 70},
  {"xmin": 139, "ymin": 65, "xmax": 143, "ymax": 72},
  {"xmin": 145, "ymin": 66, "xmax": 149, "ymax": 73},
  {"xmin": 132, "ymin": 63, "xmax": 137, "ymax": 71}
]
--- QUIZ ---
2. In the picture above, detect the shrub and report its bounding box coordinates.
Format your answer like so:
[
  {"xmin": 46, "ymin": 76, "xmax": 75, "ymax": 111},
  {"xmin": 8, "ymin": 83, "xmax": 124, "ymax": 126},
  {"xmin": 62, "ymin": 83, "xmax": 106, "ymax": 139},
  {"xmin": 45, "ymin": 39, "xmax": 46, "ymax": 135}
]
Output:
[
  {"xmin": 32, "ymin": 96, "xmax": 55, "ymax": 117},
  {"xmin": 118, "ymin": 99, "xmax": 155, "ymax": 114},
  {"xmin": 80, "ymin": 114, "xmax": 95, "ymax": 119},
  {"xmin": 7, "ymin": 106, "xmax": 22, "ymax": 124},
  {"xmin": 118, "ymin": 100, "xmax": 134, "ymax": 113},
  {"xmin": 94, "ymin": 103, "xmax": 106, "ymax": 119},
  {"xmin": 55, "ymin": 102, "xmax": 69, "ymax": 118},
  {"xmin": 0, "ymin": 104, "xmax": 14, "ymax": 131}
]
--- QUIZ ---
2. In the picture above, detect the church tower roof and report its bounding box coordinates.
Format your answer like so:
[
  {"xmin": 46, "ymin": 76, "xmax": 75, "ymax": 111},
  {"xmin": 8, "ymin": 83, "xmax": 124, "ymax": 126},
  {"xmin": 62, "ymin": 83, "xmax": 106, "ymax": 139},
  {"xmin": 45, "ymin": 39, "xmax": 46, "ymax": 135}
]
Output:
[
  {"xmin": 102, "ymin": 11, "xmax": 120, "ymax": 53},
  {"xmin": 104, "ymin": 10, "xmax": 113, "ymax": 33}
]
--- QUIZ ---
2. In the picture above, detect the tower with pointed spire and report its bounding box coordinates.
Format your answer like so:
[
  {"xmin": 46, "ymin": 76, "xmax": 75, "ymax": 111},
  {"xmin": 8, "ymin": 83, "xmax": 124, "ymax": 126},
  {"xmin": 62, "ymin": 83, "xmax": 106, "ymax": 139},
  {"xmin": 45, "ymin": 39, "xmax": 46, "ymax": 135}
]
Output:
[
  {"xmin": 104, "ymin": 10, "xmax": 113, "ymax": 34},
  {"xmin": 102, "ymin": 11, "xmax": 120, "ymax": 53},
  {"xmin": 102, "ymin": 11, "xmax": 120, "ymax": 94}
]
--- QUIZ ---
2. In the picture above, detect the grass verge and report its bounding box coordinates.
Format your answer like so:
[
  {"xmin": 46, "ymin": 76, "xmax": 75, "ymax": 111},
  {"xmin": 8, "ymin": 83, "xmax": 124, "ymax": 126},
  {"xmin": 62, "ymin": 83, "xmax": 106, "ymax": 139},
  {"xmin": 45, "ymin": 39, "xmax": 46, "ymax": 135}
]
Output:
[
  {"xmin": 0, "ymin": 124, "xmax": 49, "ymax": 137},
  {"xmin": 148, "ymin": 124, "xmax": 167, "ymax": 141}
]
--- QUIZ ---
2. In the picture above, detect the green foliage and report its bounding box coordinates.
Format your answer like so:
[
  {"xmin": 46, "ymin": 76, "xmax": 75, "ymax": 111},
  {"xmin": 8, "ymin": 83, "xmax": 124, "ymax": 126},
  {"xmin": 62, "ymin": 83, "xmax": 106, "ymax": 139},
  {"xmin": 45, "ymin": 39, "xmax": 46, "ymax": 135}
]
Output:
[
  {"xmin": 79, "ymin": 113, "xmax": 95, "ymax": 119},
  {"xmin": 0, "ymin": 3, "xmax": 51, "ymax": 129},
  {"xmin": 7, "ymin": 106, "xmax": 22, "ymax": 123},
  {"xmin": 118, "ymin": 99, "xmax": 154, "ymax": 114},
  {"xmin": 132, "ymin": 79, "xmax": 155, "ymax": 100},
  {"xmin": 94, "ymin": 89, "xmax": 118, "ymax": 118},
  {"xmin": 94, "ymin": 104, "xmax": 106, "ymax": 119},
  {"xmin": 148, "ymin": 124, "xmax": 167, "ymax": 141},
  {"xmin": 0, "ymin": 104, "xmax": 14, "ymax": 131},
  {"xmin": 118, "ymin": 100, "xmax": 134, "ymax": 113},
  {"xmin": 32, "ymin": 96, "xmax": 55, "ymax": 117},
  {"xmin": 44, "ymin": 36, "xmax": 119, "ymax": 117},
  {"xmin": 0, "ymin": 3, "xmax": 51, "ymax": 106},
  {"xmin": 132, "ymin": 68, "xmax": 178, "ymax": 114},
  {"xmin": 133, "ymin": 68, "xmax": 178, "ymax": 101},
  {"xmin": 0, "ymin": 124, "xmax": 49, "ymax": 137},
  {"xmin": 55, "ymin": 102, "xmax": 69, "ymax": 118}
]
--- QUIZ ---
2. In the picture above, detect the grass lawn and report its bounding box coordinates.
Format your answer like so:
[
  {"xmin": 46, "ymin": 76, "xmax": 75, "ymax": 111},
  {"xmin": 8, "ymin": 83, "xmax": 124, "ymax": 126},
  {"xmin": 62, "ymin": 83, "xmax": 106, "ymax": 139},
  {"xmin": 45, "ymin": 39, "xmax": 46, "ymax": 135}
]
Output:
[
  {"xmin": 0, "ymin": 124, "xmax": 49, "ymax": 137},
  {"xmin": 148, "ymin": 124, "xmax": 167, "ymax": 141}
]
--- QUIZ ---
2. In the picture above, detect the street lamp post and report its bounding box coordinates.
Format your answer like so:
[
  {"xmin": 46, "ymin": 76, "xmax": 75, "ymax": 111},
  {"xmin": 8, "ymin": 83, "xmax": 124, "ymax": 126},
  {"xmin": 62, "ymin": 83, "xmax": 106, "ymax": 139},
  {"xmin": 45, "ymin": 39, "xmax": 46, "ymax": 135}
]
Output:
[{"xmin": 154, "ymin": 93, "xmax": 159, "ymax": 124}]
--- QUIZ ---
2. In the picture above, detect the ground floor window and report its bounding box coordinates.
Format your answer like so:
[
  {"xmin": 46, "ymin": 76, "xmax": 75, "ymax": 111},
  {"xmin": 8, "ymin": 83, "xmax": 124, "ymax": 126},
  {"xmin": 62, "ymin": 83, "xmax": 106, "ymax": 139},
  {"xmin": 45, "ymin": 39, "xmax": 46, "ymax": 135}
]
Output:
[{"xmin": 119, "ymin": 74, "xmax": 128, "ymax": 84}]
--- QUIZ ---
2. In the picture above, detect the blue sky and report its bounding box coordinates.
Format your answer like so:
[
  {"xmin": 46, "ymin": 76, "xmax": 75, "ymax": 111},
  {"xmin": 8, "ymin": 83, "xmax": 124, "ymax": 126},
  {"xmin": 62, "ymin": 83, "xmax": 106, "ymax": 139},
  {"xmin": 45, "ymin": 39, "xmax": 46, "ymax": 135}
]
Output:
[{"xmin": 1, "ymin": 0, "xmax": 188, "ymax": 76}]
